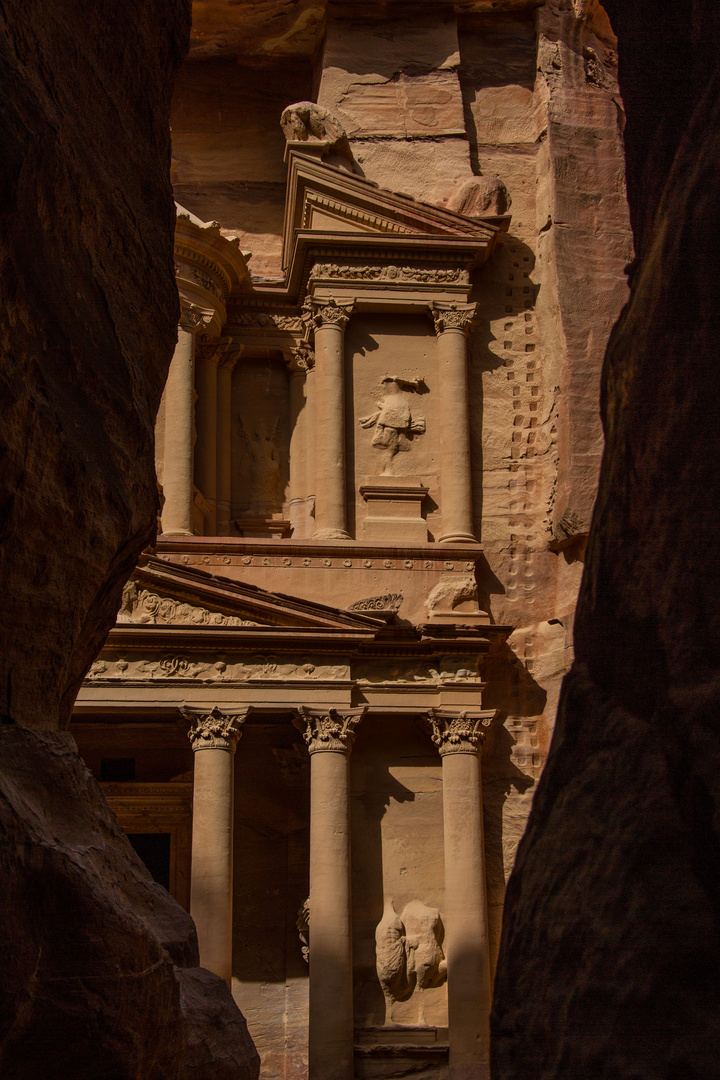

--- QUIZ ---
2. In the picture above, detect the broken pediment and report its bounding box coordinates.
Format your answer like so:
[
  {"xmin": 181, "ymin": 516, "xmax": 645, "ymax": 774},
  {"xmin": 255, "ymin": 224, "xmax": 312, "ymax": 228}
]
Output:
[
  {"xmin": 281, "ymin": 149, "xmax": 509, "ymax": 274},
  {"xmin": 116, "ymin": 556, "xmax": 385, "ymax": 632}
]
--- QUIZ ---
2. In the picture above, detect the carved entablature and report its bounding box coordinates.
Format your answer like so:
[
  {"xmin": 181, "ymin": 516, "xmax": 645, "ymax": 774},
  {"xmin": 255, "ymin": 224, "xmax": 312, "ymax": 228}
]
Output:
[
  {"xmin": 425, "ymin": 708, "xmax": 496, "ymax": 755},
  {"xmin": 182, "ymin": 705, "xmax": 249, "ymax": 752},
  {"xmin": 174, "ymin": 203, "xmax": 249, "ymax": 337},
  {"xmin": 293, "ymin": 705, "xmax": 368, "ymax": 754}
]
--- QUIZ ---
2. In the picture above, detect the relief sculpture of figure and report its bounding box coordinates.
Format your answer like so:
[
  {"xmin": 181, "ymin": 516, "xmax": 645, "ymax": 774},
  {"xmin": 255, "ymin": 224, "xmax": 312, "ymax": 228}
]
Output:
[
  {"xmin": 375, "ymin": 897, "xmax": 447, "ymax": 1022},
  {"xmin": 359, "ymin": 375, "xmax": 426, "ymax": 474}
]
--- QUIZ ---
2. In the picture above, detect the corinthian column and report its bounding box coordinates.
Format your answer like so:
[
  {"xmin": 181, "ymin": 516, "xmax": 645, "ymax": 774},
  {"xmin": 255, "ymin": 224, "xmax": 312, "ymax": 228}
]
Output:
[
  {"xmin": 216, "ymin": 349, "xmax": 238, "ymax": 536},
  {"xmin": 307, "ymin": 300, "xmax": 354, "ymax": 539},
  {"xmin": 183, "ymin": 704, "xmax": 249, "ymax": 985},
  {"xmin": 293, "ymin": 705, "xmax": 367, "ymax": 1080},
  {"xmin": 161, "ymin": 303, "xmax": 212, "ymax": 535},
  {"xmin": 426, "ymin": 708, "xmax": 495, "ymax": 1080},
  {"xmin": 430, "ymin": 303, "xmax": 479, "ymax": 544},
  {"xmin": 194, "ymin": 339, "xmax": 226, "ymax": 535}
]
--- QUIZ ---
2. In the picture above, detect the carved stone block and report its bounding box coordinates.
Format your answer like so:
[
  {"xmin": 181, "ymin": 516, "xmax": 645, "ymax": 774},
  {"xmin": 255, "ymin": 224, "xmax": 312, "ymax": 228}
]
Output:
[{"xmin": 360, "ymin": 476, "xmax": 429, "ymax": 543}]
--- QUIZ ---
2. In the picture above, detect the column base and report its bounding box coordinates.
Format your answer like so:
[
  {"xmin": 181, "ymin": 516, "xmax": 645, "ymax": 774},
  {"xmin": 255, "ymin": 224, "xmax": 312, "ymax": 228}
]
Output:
[
  {"xmin": 438, "ymin": 532, "xmax": 479, "ymax": 545},
  {"xmin": 313, "ymin": 527, "xmax": 352, "ymax": 540},
  {"xmin": 160, "ymin": 528, "xmax": 194, "ymax": 537}
]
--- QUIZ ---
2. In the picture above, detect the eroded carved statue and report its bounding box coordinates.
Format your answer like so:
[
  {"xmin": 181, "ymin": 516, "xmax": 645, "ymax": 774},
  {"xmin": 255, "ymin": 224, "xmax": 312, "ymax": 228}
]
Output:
[
  {"xmin": 448, "ymin": 174, "xmax": 512, "ymax": 217},
  {"xmin": 359, "ymin": 376, "xmax": 426, "ymax": 474},
  {"xmin": 425, "ymin": 574, "xmax": 479, "ymax": 614},
  {"xmin": 376, "ymin": 898, "xmax": 447, "ymax": 1014}
]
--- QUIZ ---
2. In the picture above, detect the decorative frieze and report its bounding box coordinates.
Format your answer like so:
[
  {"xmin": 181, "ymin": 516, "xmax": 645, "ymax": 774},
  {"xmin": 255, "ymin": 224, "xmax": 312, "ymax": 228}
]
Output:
[
  {"xmin": 348, "ymin": 593, "xmax": 402, "ymax": 613},
  {"xmin": 182, "ymin": 704, "xmax": 249, "ymax": 751},
  {"xmin": 86, "ymin": 652, "xmax": 351, "ymax": 682},
  {"xmin": 425, "ymin": 708, "xmax": 495, "ymax": 755},
  {"xmin": 311, "ymin": 263, "xmax": 469, "ymax": 284},
  {"xmin": 293, "ymin": 705, "xmax": 368, "ymax": 753},
  {"xmin": 230, "ymin": 311, "xmax": 303, "ymax": 331}
]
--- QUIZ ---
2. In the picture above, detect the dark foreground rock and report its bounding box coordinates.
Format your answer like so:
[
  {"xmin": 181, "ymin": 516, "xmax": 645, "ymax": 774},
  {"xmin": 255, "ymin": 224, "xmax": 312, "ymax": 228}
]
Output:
[
  {"xmin": 0, "ymin": 3, "xmax": 258, "ymax": 1076},
  {"xmin": 0, "ymin": 724, "xmax": 259, "ymax": 1079},
  {"xmin": 492, "ymin": 3, "xmax": 720, "ymax": 1078}
]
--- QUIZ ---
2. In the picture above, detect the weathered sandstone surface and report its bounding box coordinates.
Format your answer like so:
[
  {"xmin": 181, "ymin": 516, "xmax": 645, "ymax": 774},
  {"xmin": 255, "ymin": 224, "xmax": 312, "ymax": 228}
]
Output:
[
  {"xmin": 492, "ymin": 2, "xmax": 720, "ymax": 1076},
  {"xmin": 0, "ymin": 2, "xmax": 258, "ymax": 1075}
]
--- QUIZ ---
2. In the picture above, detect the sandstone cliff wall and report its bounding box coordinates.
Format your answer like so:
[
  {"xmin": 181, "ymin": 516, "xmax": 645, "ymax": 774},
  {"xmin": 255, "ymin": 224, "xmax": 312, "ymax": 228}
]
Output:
[
  {"xmin": 492, "ymin": 2, "xmax": 720, "ymax": 1076},
  {"xmin": 0, "ymin": 3, "xmax": 258, "ymax": 1075}
]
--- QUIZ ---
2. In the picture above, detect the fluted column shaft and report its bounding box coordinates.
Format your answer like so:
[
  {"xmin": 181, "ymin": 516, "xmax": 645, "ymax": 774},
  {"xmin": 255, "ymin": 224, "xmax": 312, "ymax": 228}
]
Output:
[
  {"xmin": 184, "ymin": 706, "xmax": 249, "ymax": 986},
  {"xmin": 294, "ymin": 706, "xmax": 367, "ymax": 1080},
  {"xmin": 216, "ymin": 352, "xmax": 237, "ymax": 536},
  {"xmin": 431, "ymin": 304, "xmax": 478, "ymax": 544},
  {"xmin": 428, "ymin": 709, "xmax": 494, "ymax": 1080},
  {"xmin": 309, "ymin": 301, "xmax": 353, "ymax": 539}
]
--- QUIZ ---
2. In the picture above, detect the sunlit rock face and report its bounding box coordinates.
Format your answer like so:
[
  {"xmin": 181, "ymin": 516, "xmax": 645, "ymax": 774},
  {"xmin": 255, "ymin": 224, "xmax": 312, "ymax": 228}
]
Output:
[
  {"xmin": 0, "ymin": 2, "xmax": 258, "ymax": 1076},
  {"xmin": 492, "ymin": 3, "xmax": 720, "ymax": 1077}
]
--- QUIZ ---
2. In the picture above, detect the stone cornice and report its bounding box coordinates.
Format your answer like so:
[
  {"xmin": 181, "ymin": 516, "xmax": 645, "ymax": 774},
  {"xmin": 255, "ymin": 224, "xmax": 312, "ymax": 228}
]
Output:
[
  {"xmin": 293, "ymin": 705, "xmax": 368, "ymax": 754},
  {"xmin": 181, "ymin": 704, "xmax": 249, "ymax": 752},
  {"xmin": 425, "ymin": 708, "xmax": 497, "ymax": 755}
]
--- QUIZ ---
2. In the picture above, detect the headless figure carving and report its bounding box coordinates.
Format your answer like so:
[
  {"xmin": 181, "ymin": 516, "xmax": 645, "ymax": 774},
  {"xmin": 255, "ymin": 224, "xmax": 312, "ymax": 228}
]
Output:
[{"xmin": 375, "ymin": 898, "xmax": 447, "ymax": 1022}]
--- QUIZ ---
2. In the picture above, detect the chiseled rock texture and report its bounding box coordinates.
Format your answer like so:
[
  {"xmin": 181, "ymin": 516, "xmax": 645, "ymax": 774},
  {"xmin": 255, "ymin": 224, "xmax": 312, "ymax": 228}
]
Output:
[
  {"xmin": 0, "ymin": 3, "xmax": 258, "ymax": 1077},
  {"xmin": 492, "ymin": 2, "xmax": 720, "ymax": 1077}
]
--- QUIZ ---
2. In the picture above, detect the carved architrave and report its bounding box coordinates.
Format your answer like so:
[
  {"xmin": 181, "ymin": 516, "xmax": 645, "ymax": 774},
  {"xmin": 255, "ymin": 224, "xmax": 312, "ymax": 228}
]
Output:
[
  {"xmin": 429, "ymin": 301, "xmax": 478, "ymax": 336},
  {"xmin": 425, "ymin": 708, "xmax": 495, "ymax": 755},
  {"xmin": 305, "ymin": 298, "xmax": 355, "ymax": 332},
  {"xmin": 182, "ymin": 704, "xmax": 250, "ymax": 752},
  {"xmin": 293, "ymin": 705, "xmax": 368, "ymax": 754}
]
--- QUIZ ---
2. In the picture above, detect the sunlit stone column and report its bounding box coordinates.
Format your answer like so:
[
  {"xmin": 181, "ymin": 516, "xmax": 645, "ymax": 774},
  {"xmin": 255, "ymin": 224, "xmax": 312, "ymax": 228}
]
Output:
[
  {"xmin": 293, "ymin": 706, "xmax": 367, "ymax": 1080},
  {"xmin": 162, "ymin": 303, "xmax": 212, "ymax": 535},
  {"xmin": 194, "ymin": 340, "xmax": 226, "ymax": 535},
  {"xmin": 307, "ymin": 300, "xmax": 354, "ymax": 539},
  {"xmin": 430, "ymin": 303, "xmax": 478, "ymax": 544},
  {"xmin": 216, "ymin": 349, "xmax": 238, "ymax": 536},
  {"xmin": 184, "ymin": 705, "xmax": 249, "ymax": 986},
  {"xmin": 427, "ymin": 708, "xmax": 495, "ymax": 1080}
]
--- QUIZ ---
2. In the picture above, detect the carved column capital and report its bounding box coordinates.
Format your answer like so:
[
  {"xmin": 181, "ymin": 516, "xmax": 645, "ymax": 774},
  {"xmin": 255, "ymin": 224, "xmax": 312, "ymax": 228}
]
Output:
[
  {"xmin": 182, "ymin": 704, "xmax": 249, "ymax": 752},
  {"xmin": 293, "ymin": 706, "xmax": 367, "ymax": 754},
  {"xmin": 195, "ymin": 336, "xmax": 230, "ymax": 366},
  {"xmin": 179, "ymin": 299, "xmax": 215, "ymax": 333},
  {"xmin": 429, "ymin": 302, "xmax": 478, "ymax": 336},
  {"xmin": 425, "ymin": 708, "xmax": 496, "ymax": 756},
  {"xmin": 283, "ymin": 345, "xmax": 315, "ymax": 374},
  {"xmin": 305, "ymin": 298, "xmax": 355, "ymax": 331}
]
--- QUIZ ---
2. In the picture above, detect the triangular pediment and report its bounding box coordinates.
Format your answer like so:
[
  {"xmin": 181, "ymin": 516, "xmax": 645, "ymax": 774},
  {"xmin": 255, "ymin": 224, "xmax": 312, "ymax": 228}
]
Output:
[
  {"xmin": 282, "ymin": 150, "xmax": 508, "ymax": 271},
  {"xmin": 116, "ymin": 555, "xmax": 384, "ymax": 632}
]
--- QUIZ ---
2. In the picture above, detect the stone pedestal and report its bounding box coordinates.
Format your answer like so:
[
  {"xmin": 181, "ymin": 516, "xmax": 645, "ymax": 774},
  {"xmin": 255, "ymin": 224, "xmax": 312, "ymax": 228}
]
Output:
[
  {"xmin": 184, "ymin": 705, "xmax": 249, "ymax": 986},
  {"xmin": 427, "ymin": 709, "xmax": 495, "ymax": 1080},
  {"xmin": 360, "ymin": 475, "xmax": 429, "ymax": 542},
  {"xmin": 294, "ymin": 706, "xmax": 367, "ymax": 1080}
]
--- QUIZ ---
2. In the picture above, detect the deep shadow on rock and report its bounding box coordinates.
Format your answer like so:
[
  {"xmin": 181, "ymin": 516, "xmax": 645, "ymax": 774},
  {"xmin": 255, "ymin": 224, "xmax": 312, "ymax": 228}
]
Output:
[
  {"xmin": 0, "ymin": 723, "xmax": 259, "ymax": 1079},
  {"xmin": 0, "ymin": 3, "xmax": 258, "ymax": 1076},
  {"xmin": 492, "ymin": 3, "xmax": 720, "ymax": 1077}
]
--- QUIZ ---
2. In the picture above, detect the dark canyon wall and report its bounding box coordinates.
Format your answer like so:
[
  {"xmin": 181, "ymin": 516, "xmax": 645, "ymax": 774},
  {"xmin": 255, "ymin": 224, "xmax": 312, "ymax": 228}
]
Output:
[
  {"xmin": 0, "ymin": 2, "xmax": 258, "ymax": 1075},
  {"xmin": 492, "ymin": 2, "xmax": 720, "ymax": 1077}
]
